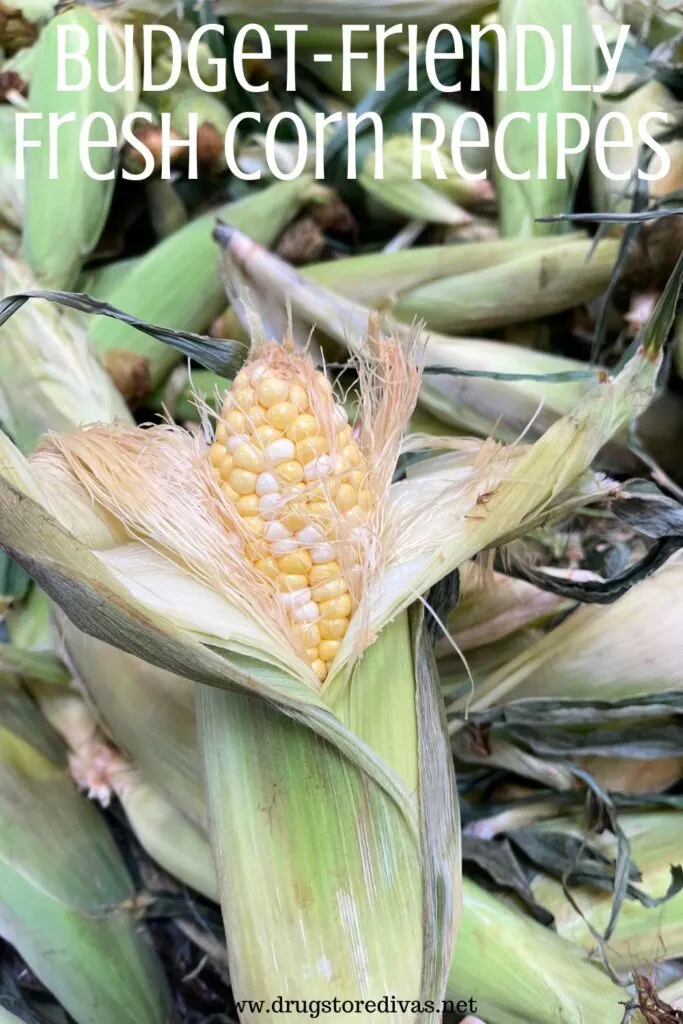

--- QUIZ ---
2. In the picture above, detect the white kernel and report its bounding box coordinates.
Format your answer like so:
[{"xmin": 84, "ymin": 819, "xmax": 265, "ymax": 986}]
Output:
[
  {"xmin": 259, "ymin": 494, "xmax": 283, "ymax": 520},
  {"xmin": 295, "ymin": 526, "xmax": 324, "ymax": 545},
  {"xmin": 333, "ymin": 405, "xmax": 348, "ymax": 427},
  {"xmin": 226, "ymin": 434, "xmax": 246, "ymax": 453},
  {"xmin": 249, "ymin": 364, "xmax": 268, "ymax": 382},
  {"xmin": 311, "ymin": 542, "xmax": 335, "ymax": 564},
  {"xmin": 293, "ymin": 600, "xmax": 319, "ymax": 624},
  {"xmin": 264, "ymin": 522, "xmax": 292, "ymax": 542},
  {"xmin": 264, "ymin": 439, "xmax": 296, "ymax": 467},
  {"xmin": 256, "ymin": 472, "xmax": 280, "ymax": 496},
  {"xmin": 278, "ymin": 588, "xmax": 311, "ymax": 610},
  {"xmin": 271, "ymin": 539, "xmax": 299, "ymax": 556},
  {"xmin": 304, "ymin": 455, "xmax": 334, "ymax": 481}
]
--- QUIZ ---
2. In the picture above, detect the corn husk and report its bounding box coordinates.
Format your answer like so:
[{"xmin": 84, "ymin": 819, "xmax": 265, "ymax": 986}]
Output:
[
  {"xmin": 359, "ymin": 134, "xmax": 493, "ymax": 227},
  {"xmin": 214, "ymin": 225, "xmax": 597, "ymax": 441},
  {"xmin": 459, "ymin": 556, "xmax": 683, "ymax": 709},
  {"xmin": 496, "ymin": 0, "xmax": 597, "ymax": 236},
  {"xmin": 79, "ymin": 256, "xmax": 141, "ymax": 299},
  {"xmin": 299, "ymin": 235, "xmax": 619, "ymax": 334},
  {"xmin": 0, "ymin": 675, "xmax": 173, "ymax": 1024},
  {"xmin": 0, "ymin": 251, "xmax": 131, "ymax": 452},
  {"xmin": 89, "ymin": 176, "xmax": 319, "ymax": 392},
  {"xmin": 22, "ymin": 8, "xmax": 140, "ymax": 288},
  {"xmin": 530, "ymin": 811, "xmax": 683, "ymax": 971}
]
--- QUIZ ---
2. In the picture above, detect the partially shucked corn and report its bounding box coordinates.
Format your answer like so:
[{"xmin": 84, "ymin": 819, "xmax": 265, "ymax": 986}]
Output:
[{"xmin": 210, "ymin": 346, "xmax": 370, "ymax": 681}]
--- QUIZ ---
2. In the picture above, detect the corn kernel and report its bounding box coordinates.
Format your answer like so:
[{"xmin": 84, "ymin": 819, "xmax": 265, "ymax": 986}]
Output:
[
  {"xmin": 267, "ymin": 401, "xmax": 298, "ymax": 431},
  {"xmin": 210, "ymin": 443, "xmax": 227, "ymax": 467},
  {"xmin": 336, "ymin": 484, "xmax": 357, "ymax": 513},
  {"xmin": 278, "ymin": 573, "xmax": 309, "ymax": 593},
  {"xmin": 297, "ymin": 436, "xmax": 329, "ymax": 463},
  {"xmin": 319, "ymin": 617, "xmax": 348, "ymax": 640},
  {"xmin": 237, "ymin": 494, "xmax": 259, "ymax": 517},
  {"xmin": 234, "ymin": 443, "xmax": 265, "ymax": 473},
  {"xmin": 309, "ymin": 562, "xmax": 340, "ymax": 585},
  {"xmin": 276, "ymin": 461, "xmax": 305, "ymax": 486},
  {"xmin": 231, "ymin": 469, "xmax": 258, "ymax": 495},
  {"xmin": 312, "ymin": 578, "xmax": 348, "ymax": 602},
  {"xmin": 287, "ymin": 414, "xmax": 318, "ymax": 442},
  {"xmin": 277, "ymin": 550, "xmax": 313, "ymax": 575},
  {"xmin": 289, "ymin": 383, "xmax": 309, "ymax": 411},
  {"xmin": 319, "ymin": 640, "xmax": 340, "ymax": 662},
  {"xmin": 256, "ymin": 376, "xmax": 290, "ymax": 407},
  {"xmin": 319, "ymin": 593, "xmax": 353, "ymax": 618},
  {"xmin": 255, "ymin": 556, "xmax": 278, "ymax": 580},
  {"xmin": 312, "ymin": 659, "xmax": 328, "ymax": 681}
]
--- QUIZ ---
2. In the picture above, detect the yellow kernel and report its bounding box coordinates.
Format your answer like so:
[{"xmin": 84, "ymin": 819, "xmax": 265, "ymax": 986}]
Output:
[
  {"xmin": 349, "ymin": 470, "xmax": 366, "ymax": 489},
  {"xmin": 255, "ymin": 556, "xmax": 278, "ymax": 580},
  {"xmin": 336, "ymin": 427, "xmax": 352, "ymax": 448},
  {"xmin": 215, "ymin": 423, "xmax": 228, "ymax": 444},
  {"xmin": 256, "ymin": 425, "xmax": 281, "ymax": 446},
  {"xmin": 218, "ymin": 454, "xmax": 234, "ymax": 479},
  {"xmin": 277, "ymin": 573, "xmax": 309, "ymax": 593},
  {"xmin": 231, "ymin": 469, "xmax": 258, "ymax": 494},
  {"xmin": 309, "ymin": 562, "xmax": 340, "ymax": 585},
  {"xmin": 237, "ymin": 494, "xmax": 259, "ymax": 517},
  {"xmin": 336, "ymin": 484, "xmax": 357, "ymax": 513},
  {"xmin": 312, "ymin": 658, "xmax": 328, "ymax": 681},
  {"xmin": 305, "ymin": 646, "xmax": 319, "ymax": 661},
  {"xmin": 221, "ymin": 482, "xmax": 239, "ymax": 503},
  {"xmin": 245, "ymin": 405, "xmax": 265, "ymax": 427},
  {"xmin": 233, "ymin": 386, "xmax": 256, "ymax": 411},
  {"xmin": 256, "ymin": 376, "xmax": 290, "ymax": 407},
  {"xmin": 267, "ymin": 401, "xmax": 298, "ymax": 431},
  {"xmin": 277, "ymin": 550, "xmax": 313, "ymax": 575},
  {"xmin": 295, "ymin": 623, "xmax": 321, "ymax": 648},
  {"xmin": 289, "ymin": 383, "xmax": 309, "ymax": 411},
  {"xmin": 210, "ymin": 443, "xmax": 226, "ymax": 467},
  {"xmin": 312, "ymin": 578, "xmax": 348, "ymax": 602},
  {"xmin": 286, "ymin": 414, "xmax": 318, "ymax": 442},
  {"xmin": 243, "ymin": 517, "xmax": 264, "ymax": 539},
  {"xmin": 276, "ymin": 461, "xmax": 305, "ymax": 486},
  {"xmin": 319, "ymin": 640, "xmax": 340, "ymax": 662},
  {"xmin": 233, "ymin": 443, "xmax": 265, "ymax": 473},
  {"xmin": 296, "ymin": 436, "xmax": 328, "ymax": 463},
  {"xmin": 319, "ymin": 593, "xmax": 353, "ymax": 618},
  {"xmin": 343, "ymin": 444, "xmax": 361, "ymax": 467},
  {"xmin": 281, "ymin": 505, "xmax": 310, "ymax": 533},
  {"xmin": 319, "ymin": 617, "xmax": 348, "ymax": 640},
  {"xmin": 358, "ymin": 489, "xmax": 372, "ymax": 510}
]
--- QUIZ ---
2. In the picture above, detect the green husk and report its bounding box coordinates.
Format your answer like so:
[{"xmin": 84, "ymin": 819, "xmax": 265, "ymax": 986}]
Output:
[
  {"xmin": 88, "ymin": 177, "xmax": 319, "ymax": 391},
  {"xmin": 0, "ymin": 676, "xmax": 173, "ymax": 1024},
  {"xmin": 22, "ymin": 8, "xmax": 140, "ymax": 288},
  {"xmin": 530, "ymin": 811, "xmax": 683, "ymax": 971},
  {"xmin": 0, "ymin": 251, "xmax": 131, "ymax": 453},
  {"xmin": 496, "ymin": 0, "xmax": 597, "ymax": 236},
  {"xmin": 79, "ymin": 257, "xmax": 141, "ymax": 300},
  {"xmin": 0, "ymin": 106, "xmax": 24, "ymax": 231}
]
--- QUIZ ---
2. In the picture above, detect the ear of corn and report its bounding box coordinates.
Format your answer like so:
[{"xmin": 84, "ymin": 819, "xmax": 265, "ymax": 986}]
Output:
[
  {"xmin": 0, "ymin": 675, "xmax": 173, "ymax": 1024},
  {"xmin": 495, "ymin": 0, "xmax": 596, "ymax": 237},
  {"xmin": 89, "ymin": 176, "xmax": 320, "ymax": 393},
  {"xmin": 458, "ymin": 555, "xmax": 683, "ymax": 710},
  {"xmin": 0, "ymin": 251, "xmax": 132, "ymax": 452},
  {"xmin": 449, "ymin": 878, "xmax": 639, "ymax": 1024},
  {"xmin": 215, "ymin": 226, "xmax": 600, "ymax": 441},
  {"xmin": 22, "ymin": 7, "xmax": 140, "ymax": 288},
  {"xmin": 529, "ymin": 811, "xmax": 683, "ymax": 972}
]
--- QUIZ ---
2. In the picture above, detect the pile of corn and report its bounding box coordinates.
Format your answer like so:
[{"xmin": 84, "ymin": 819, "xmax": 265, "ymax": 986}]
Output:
[{"xmin": 1, "ymin": 3, "xmax": 683, "ymax": 1024}]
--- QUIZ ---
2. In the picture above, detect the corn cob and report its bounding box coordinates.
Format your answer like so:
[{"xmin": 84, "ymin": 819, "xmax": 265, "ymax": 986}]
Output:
[{"xmin": 210, "ymin": 346, "xmax": 370, "ymax": 681}]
